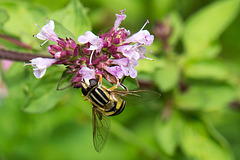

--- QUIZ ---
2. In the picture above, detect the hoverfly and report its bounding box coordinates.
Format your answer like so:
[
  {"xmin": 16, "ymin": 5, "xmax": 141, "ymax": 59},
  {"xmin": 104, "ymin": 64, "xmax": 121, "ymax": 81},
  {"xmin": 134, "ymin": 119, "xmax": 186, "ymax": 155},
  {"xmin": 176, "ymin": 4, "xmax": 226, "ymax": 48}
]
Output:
[{"xmin": 81, "ymin": 75, "xmax": 160, "ymax": 152}]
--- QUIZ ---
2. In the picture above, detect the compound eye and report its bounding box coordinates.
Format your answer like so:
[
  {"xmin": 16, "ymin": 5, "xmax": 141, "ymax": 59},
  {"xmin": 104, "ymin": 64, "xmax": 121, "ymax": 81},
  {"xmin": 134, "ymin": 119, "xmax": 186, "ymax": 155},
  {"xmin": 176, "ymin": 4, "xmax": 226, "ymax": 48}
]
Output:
[{"xmin": 89, "ymin": 79, "xmax": 98, "ymax": 88}]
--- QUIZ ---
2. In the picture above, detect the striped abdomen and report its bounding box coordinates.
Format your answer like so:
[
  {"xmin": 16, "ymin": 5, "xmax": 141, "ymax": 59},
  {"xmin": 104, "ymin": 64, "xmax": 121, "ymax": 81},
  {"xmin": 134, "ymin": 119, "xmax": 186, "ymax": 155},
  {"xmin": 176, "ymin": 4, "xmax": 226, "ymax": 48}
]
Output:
[{"xmin": 87, "ymin": 86, "xmax": 126, "ymax": 116}]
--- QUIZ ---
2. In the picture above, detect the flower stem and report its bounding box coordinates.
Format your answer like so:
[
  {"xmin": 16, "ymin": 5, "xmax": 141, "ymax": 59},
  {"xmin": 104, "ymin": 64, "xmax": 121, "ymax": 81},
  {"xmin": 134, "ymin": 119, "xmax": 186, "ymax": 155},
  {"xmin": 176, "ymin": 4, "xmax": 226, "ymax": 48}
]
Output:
[
  {"xmin": 161, "ymin": 91, "xmax": 174, "ymax": 120},
  {"xmin": 0, "ymin": 34, "xmax": 32, "ymax": 50},
  {"xmin": 0, "ymin": 49, "xmax": 51, "ymax": 62}
]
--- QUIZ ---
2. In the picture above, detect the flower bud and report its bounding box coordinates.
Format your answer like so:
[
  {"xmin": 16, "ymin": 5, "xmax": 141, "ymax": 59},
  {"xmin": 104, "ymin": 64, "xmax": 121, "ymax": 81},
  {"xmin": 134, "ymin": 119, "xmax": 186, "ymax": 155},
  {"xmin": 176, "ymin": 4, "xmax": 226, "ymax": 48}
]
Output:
[
  {"xmin": 153, "ymin": 20, "xmax": 172, "ymax": 42},
  {"xmin": 113, "ymin": 38, "xmax": 120, "ymax": 44},
  {"xmin": 112, "ymin": 53, "xmax": 122, "ymax": 59},
  {"xmin": 100, "ymin": 55, "xmax": 109, "ymax": 62}
]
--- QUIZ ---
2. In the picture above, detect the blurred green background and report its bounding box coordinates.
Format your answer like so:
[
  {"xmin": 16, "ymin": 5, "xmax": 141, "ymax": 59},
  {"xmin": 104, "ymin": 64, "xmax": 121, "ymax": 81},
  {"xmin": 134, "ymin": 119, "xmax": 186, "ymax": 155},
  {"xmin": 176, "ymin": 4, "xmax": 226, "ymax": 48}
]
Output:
[{"xmin": 0, "ymin": 0, "xmax": 240, "ymax": 159}]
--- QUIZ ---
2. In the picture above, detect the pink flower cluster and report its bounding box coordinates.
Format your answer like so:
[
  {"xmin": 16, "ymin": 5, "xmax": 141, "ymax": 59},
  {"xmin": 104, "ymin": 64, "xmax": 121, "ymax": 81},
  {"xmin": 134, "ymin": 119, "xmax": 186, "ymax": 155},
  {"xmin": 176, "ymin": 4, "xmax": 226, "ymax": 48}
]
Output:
[{"xmin": 25, "ymin": 10, "xmax": 154, "ymax": 88}]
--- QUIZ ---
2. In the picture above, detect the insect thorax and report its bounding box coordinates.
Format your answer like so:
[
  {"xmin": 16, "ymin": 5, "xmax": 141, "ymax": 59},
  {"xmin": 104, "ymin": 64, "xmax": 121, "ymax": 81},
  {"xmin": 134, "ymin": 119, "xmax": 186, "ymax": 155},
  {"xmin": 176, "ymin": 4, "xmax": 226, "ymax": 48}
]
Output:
[{"xmin": 82, "ymin": 79, "xmax": 126, "ymax": 116}]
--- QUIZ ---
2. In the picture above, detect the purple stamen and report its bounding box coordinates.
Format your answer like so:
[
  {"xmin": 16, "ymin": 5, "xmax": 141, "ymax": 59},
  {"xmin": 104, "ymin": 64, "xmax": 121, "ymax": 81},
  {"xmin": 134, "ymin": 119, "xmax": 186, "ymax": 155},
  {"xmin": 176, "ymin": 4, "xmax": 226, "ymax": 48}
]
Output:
[{"xmin": 140, "ymin": 19, "xmax": 150, "ymax": 31}]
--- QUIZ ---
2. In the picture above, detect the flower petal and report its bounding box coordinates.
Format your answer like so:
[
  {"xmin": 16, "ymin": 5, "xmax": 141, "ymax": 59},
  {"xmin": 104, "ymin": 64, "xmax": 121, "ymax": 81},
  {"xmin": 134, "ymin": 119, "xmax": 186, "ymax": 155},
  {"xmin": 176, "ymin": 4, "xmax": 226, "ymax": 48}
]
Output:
[
  {"xmin": 129, "ymin": 67, "xmax": 137, "ymax": 78},
  {"xmin": 35, "ymin": 20, "xmax": 58, "ymax": 42},
  {"xmin": 124, "ymin": 30, "xmax": 154, "ymax": 46},
  {"xmin": 33, "ymin": 68, "xmax": 46, "ymax": 79},
  {"xmin": 26, "ymin": 57, "xmax": 57, "ymax": 78},
  {"xmin": 78, "ymin": 31, "xmax": 103, "ymax": 52},
  {"xmin": 117, "ymin": 45, "xmax": 140, "ymax": 60},
  {"xmin": 79, "ymin": 67, "xmax": 96, "ymax": 80},
  {"xmin": 78, "ymin": 35, "xmax": 88, "ymax": 44},
  {"xmin": 130, "ymin": 58, "xmax": 139, "ymax": 67},
  {"xmin": 109, "ymin": 58, "xmax": 129, "ymax": 66},
  {"xmin": 30, "ymin": 58, "xmax": 57, "ymax": 69},
  {"xmin": 104, "ymin": 66, "xmax": 125, "ymax": 79},
  {"xmin": 114, "ymin": 12, "xmax": 127, "ymax": 30}
]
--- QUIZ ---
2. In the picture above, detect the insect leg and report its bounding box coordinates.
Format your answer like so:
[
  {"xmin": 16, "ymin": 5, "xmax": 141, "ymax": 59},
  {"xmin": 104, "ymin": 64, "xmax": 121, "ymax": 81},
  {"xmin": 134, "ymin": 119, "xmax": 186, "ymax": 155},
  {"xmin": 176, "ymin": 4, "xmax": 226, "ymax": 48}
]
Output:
[
  {"xmin": 109, "ymin": 79, "xmax": 120, "ymax": 91},
  {"xmin": 97, "ymin": 74, "xmax": 102, "ymax": 84},
  {"xmin": 119, "ymin": 76, "xmax": 128, "ymax": 91},
  {"xmin": 82, "ymin": 94, "xmax": 88, "ymax": 101},
  {"xmin": 119, "ymin": 83, "xmax": 128, "ymax": 91},
  {"xmin": 120, "ymin": 76, "xmax": 126, "ymax": 84}
]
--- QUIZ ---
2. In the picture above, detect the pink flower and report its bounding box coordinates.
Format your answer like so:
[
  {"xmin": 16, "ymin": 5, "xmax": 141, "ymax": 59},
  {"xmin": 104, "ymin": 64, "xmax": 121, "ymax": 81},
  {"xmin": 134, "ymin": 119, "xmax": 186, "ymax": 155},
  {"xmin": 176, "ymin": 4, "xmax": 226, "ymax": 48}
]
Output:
[
  {"xmin": 119, "ymin": 58, "xmax": 138, "ymax": 78},
  {"xmin": 104, "ymin": 66, "xmax": 125, "ymax": 79},
  {"xmin": 117, "ymin": 44, "xmax": 140, "ymax": 60},
  {"xmin": 117, "ymin": 45, "xmax": 136, "ymax": 60},
  {"xmin": 54, "ymin": 52, "xmax": 61, "ymax": 59},
  {"xmin": 114, "ymin": 44, "xmax": 150, "ymax": 78},
  {"xmin": 114, "ymin": 9, "xmax": 127, "ymax": 30},
  {"xmin": 29, "ymin": 10, "xmax": 155, "ymax": 87},
  {"xmin": 79, "ymin": 67, "xmax": 96, "ymax": 80},
  {"xmin": 78, "ymin": 31, "xmax": 103, "ymax": 52},
  {"xmin": 107, "ymin": 58, "xmax": 138, "ymax": 78},
  {"xmin": 35, "ymin": 20, "xmax": 59, "ymax": 46},
  {"xmin": 78, "ymin": 31, "xmax": 104, "ymax": 65},
  {"xmin": 47, "ymin": 38, "xmax": 78, "ymax": 59},
  {"xmin": 109, "ymin": 58, "xmax": 129, "ymax": 66},
  {"xmin": 121, "ymin": 65, "xmax": 137, "ymax": 78},
  {"xmin": 124, "ymin": 30, "xmax": 154, "ymax": 46},
  {"xmin": 123, "ymin": 20, "xmax": 154, "ymax": 46},
  {"xmin": 24, "ymin": 57, "xmax": 57, "ymax": 78}
]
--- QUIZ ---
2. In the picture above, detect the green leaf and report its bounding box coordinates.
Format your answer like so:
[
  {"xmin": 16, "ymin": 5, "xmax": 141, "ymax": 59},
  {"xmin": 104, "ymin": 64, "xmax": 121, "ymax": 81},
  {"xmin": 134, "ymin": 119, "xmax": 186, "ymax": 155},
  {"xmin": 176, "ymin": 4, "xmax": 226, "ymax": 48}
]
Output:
[
  {"xmin": 176, "ymin": 84, "xmax": 236, "ymax": 111},
  {"xmin": 202, "ymin": 116, "xmax": 231, "ymax": 151},
  {"xmin": 2, "ymin": 62, "xmax": 30, "ymax": 109},
  {"xmin": 97, "ymin": 0, "xmax": 145, "ymax": 28},
  {"xmin": 50, "ymin": 0, "xmax": 91, "ymax": 38},
  {"xmin": 54, "ymin": 21, "xmax": 76, "ymax": 41},
  {"xmin": 0, "ymin": 8, "xmax": 9, "ymax": 30},
  {"xmin": 155, "ymin": 111, "xmax": 180, "ymax": 156},
  {"xmin": 180, "ymin": 117, "xmax": 233, "ymax": 160},
  {"xmin": 168, "ymin": 12, "xmax": 183, "ymax": 47},
  {"xmin": 22, "ymin": 67, "xmax": 66, "ymax": 113},
  {"xmin": 2, "ymin": 63, "xmax": 66, "ymax": 114},
  {"xmin": 121, "ymin": 76, "xmax": 139, "ymax": 90},
  {"xmin": 137, "ymin": 56, "xmax": 165, "ymax": 73},
  {"xmin": 154, "ymin": 62, "xmax": 179, "ymax": 92},
  {"xmin": 151, "ymin": 0, "xmax": 176, "ymax": 19},
  {"xmin": 0, "ymin": 1, "xmax": 48, "ymax": 46},
  {"xmin": 57, "ymin": 68, "xmax": 74, "ymax": 90},
  {"xmin": 183, "ymin": 0, "xmax": 240, "ymax": 58},
  {"xmin": 22, "ymin": 84, "xmax": 66, "ymax": 113},
  {"xmin": 184, "ymin": 60, "xmax": 229, "ymax": 81},
  {"xmin": 30, "ymin": 0, "xmax": 70, "ymax": 11},
  {"xmin": 198, "ymin": 42, "xmax": 222, "ymax": 60}
]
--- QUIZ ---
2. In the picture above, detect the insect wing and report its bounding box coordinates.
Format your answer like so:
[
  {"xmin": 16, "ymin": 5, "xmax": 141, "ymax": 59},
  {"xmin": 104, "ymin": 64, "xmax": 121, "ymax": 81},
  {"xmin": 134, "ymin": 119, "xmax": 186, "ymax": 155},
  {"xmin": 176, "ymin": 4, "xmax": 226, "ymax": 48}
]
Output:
[
  {"xmin": 92, "ymin": 106, "xmax": 111, "ymax": 152},
  {"xmin": 112, "ymin": 90, "xmax": 161, "ymax": 105}
]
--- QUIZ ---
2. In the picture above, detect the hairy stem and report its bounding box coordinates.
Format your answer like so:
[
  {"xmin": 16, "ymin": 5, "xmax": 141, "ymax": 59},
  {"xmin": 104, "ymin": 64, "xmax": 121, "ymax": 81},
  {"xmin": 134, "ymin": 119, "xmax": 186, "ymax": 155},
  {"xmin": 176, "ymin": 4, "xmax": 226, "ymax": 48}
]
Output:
[{"xmin": 0, "ymin": 49, "xmax": 51, "ymax": 62}]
